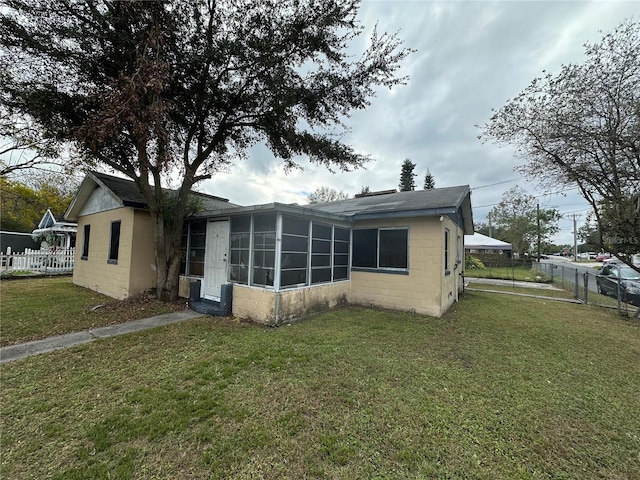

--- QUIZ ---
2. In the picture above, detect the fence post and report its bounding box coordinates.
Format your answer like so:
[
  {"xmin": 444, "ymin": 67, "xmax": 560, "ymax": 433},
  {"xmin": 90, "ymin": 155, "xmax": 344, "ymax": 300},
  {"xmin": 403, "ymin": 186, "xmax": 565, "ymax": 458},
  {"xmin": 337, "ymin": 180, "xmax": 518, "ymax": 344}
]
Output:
[
  {"xmin": 583, "ymin": 272, "xmax": 589, "ymax": 303},
  {"xmin": 574, "ymin": 268, "xmax": 579, "ymax": 299}
]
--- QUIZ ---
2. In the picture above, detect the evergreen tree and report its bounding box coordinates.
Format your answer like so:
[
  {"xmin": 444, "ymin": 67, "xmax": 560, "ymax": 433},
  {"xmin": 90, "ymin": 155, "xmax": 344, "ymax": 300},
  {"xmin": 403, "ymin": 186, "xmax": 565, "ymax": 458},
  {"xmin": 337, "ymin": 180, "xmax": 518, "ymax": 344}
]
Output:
[
  {"xmin": 398, "ymin": 159, "xmax": 416, "ymax": 191},
  {"xmin": 423, "ymin": 169, "xmax": 435, "ymax": 189}
]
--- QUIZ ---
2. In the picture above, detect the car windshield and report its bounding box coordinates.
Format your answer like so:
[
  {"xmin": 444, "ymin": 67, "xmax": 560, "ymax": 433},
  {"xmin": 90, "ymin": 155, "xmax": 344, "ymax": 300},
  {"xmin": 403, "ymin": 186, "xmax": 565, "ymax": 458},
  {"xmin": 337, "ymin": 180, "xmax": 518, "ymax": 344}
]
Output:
[{"xmin": 619, "ymin": 267, "xmax": 640, "ymax": 280}]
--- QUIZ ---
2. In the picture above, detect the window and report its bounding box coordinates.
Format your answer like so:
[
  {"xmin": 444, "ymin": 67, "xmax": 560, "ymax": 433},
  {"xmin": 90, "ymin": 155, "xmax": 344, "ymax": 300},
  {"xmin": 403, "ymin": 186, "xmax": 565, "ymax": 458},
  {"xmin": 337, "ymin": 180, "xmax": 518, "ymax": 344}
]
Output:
[
  {"xmin": 229, "ymin": 215, "xmax": 250, "ymax": 284},
  {"xmin": 352, "ymin": 228, "xmax": 408, "ymax": 271},
  {"xmin": 252, "ymin": 213, "xmax": 276, "ymax": 286},
  {"xmin": 333, "ymin": 227, "xmax": 350, "ymax": 281},
  {"xmin": 180, "ymin": 219, "xmax": 207, "ymax": 277},
  {"xmin": 108, "ymin": 221, "xmax": 121, "ymax": 264},
  {"xmin": 311, "ymin": 223, "xmax": 332, "ymax": 284},
  {"xmin": 81, "ymin": 224, "xmax": 90, "ymax": 260},
  {"xmin": 281, "ymin": 216, "xmax": 309, "ymax": 288},
  {"xmin": 228, "ymin": 213, "xmax": 351, "ymax": 289},
  {"xmin": 444, "ymin": 228, "xmax": 450, "ymax": 274}
]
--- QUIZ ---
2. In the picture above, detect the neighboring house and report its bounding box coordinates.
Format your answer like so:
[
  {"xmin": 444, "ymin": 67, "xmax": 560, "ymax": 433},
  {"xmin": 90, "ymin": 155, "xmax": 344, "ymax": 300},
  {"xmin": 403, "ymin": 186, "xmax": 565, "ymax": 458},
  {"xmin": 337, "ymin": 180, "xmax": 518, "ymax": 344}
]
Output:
[
  {"xmin": 0, "ymin": 231, "xmax": 40, "ymax": 254},
  {"xmin": 31, "ymin": 208, "xmax": 77, "ymax": 249},
  {"xmin": 464, "ymin": 232, "xmax": 512, "ymax": 256},
  {"xmin": 65, "ymin": 172, "xmax": 474, "ymax": 322}
]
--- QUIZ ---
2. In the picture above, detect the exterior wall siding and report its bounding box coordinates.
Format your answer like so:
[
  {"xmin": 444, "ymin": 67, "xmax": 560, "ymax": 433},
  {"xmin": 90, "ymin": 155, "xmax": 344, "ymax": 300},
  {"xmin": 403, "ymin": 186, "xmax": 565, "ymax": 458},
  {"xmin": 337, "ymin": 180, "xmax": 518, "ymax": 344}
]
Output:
[
  {"xmin": 127, "ymin": 210, "xmax": 157, "ymax": 294},
  {"xmin": 441, "ymin": 216, "xmax": 465, "ymax": 314},
  {"xmin": 73, "ymin": 207, "xmax": 136, "ymax": 299},
  {"xmin": 350, "ymin": 217, "xmax": 445, "ymax": 317}
]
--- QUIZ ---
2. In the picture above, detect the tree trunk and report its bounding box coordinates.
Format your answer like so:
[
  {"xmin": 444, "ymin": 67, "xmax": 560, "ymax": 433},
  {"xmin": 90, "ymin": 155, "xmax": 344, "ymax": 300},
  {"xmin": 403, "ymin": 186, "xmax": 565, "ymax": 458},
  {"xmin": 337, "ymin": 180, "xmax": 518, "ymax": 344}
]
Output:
[{"xmin": 151, "ymin": 208, "xmax": 184, "ymax": 302}]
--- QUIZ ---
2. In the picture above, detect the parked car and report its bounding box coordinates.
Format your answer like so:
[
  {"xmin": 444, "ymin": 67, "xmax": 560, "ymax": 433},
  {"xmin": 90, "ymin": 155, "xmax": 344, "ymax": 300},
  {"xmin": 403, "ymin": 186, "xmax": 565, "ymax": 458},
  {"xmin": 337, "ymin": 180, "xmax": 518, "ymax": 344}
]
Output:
[
  {"xmin": 596, "ymin": 264, "xmax": 640, "ymax": 306},
  {"xmin": 596, "ymin": 252, "xmax": 612, "ymax": 262}
]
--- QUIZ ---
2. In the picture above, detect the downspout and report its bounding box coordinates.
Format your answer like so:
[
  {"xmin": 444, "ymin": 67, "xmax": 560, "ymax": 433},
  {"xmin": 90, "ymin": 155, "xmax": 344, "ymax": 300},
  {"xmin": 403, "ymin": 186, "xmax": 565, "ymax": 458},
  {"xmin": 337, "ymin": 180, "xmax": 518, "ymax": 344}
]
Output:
[{"xmin": 274, "ymin": 292, "xmax": 280, "ymax": 326}]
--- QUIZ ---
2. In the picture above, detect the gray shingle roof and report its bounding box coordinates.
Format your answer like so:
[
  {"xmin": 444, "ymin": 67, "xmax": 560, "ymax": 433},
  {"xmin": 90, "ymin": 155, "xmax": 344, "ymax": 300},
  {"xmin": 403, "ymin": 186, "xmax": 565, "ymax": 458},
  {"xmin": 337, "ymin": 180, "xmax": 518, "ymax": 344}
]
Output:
[
  {"xmin": 307, "ymin": 186, "xmax": 471, "ymax": 218},
  {"xmin": 91, "ymin": 172, "xmax": 238, "ymax": 211}
]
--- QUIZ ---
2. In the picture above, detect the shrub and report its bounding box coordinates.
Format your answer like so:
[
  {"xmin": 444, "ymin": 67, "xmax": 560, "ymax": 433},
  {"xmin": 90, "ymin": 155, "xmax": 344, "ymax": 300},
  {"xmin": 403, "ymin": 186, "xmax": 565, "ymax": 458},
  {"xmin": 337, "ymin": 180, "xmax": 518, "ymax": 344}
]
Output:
[{"xmin": 465, "ymin": 255, "xmax": 485, "ymax": 270}]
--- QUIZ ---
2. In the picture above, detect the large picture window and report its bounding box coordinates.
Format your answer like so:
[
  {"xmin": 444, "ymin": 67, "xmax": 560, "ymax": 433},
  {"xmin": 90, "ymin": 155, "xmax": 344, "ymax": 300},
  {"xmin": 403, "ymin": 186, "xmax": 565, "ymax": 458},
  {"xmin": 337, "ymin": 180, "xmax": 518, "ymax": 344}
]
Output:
[{"xmin": 352, "ymin": 228, "xmax": 408, "ymax": 271}]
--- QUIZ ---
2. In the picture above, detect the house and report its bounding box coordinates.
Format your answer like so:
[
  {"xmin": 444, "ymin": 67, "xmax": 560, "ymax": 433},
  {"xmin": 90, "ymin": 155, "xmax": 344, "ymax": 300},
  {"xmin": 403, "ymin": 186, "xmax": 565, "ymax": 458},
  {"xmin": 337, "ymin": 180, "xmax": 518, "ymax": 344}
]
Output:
[
  {"xmin": 65, "ymin": 172, "xmax": 236, "ymax": 300},
  {"xmin": 464, "ymin": 232, "xmax": 512, "ymax": 256},
  {"xmin": 31, "ymin": 208, "xmax": 77, "ymax": 249},
  {"xmin": 66, "ymin": 172, "xmax": 474, "ymax": 322}
]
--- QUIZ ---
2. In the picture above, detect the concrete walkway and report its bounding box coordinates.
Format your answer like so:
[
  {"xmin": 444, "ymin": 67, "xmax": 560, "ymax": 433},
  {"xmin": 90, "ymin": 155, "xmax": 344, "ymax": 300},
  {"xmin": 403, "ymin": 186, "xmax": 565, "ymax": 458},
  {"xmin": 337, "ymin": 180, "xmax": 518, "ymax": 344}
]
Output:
[
  {"xmin": 466, "ymin": 277, "xmax": 563, "ymax": 290},
  {"xmin": 0, "ymin": 310, "xmax": 203, "ymax": 364}
]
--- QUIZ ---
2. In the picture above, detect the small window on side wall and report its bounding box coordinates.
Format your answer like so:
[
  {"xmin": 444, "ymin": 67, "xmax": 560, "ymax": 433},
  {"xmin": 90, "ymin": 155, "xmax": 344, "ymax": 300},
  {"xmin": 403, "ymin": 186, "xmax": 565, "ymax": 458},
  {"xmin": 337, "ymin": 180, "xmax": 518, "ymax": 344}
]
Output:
[
  {"xmin": 81, "ymin": 224, "xmax": 90, "ymax": 260},
  {"xmin": 444, "ymin": 228, "xmax": 450, "ymax": 274},
  {"xmin": 108, "ymin": 220, "xmax": 121, "ymax": 264}
]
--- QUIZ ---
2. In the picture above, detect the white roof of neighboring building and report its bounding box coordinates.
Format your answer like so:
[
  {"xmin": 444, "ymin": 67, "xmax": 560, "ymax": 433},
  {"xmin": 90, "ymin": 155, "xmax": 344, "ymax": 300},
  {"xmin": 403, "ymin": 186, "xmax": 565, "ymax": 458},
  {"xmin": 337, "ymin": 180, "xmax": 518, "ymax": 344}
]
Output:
[{"xmin": 465, "ymin": 232, "xmax": 512, "ymax": 250}]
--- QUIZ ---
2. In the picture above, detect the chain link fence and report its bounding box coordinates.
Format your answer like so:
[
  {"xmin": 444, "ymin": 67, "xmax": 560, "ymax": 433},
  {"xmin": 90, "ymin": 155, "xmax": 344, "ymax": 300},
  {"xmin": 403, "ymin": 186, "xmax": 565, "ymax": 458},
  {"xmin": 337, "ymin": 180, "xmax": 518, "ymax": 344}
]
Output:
[{"xmin": 533, "ymin": 261, "xmax": 640, "ymax": 316}]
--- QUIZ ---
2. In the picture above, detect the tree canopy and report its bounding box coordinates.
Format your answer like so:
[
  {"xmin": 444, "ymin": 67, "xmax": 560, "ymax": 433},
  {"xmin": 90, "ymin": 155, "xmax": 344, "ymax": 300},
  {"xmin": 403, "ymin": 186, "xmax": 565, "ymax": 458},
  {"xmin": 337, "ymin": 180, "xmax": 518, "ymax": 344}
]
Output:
[
  {"xmin": 306, "ymin": 186, "xmax": 350, "ymax": 204},
  {"xmin": 0, "ymin": 177, "xmax": 73, "ymax": 233},
  {"xmin": 0, "ymin": 0, "xmax": 412, "ymax": 299},
  {"xmin": 487, "ymin": 186, "xmax": 560, "ymax": 256},
  {"xmin": 423, "ymin": 169, "xmax": 435, "ymax": 189},
  {"xmin": 480, "ymin": 20, "xmax": 640, "ymax": 270},
  {"xmin": 398, "ymin": 159, "xmax": 416, "ymax": 191}
]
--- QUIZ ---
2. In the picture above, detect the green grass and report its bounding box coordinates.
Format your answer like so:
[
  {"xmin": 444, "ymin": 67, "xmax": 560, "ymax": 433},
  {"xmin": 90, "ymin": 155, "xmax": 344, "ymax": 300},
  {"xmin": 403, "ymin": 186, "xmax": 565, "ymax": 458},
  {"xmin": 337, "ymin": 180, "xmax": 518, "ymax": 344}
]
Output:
[
  {"xmin": 2, "ymin": 293, "xmax": 639, "ymax": 479},
  {"xmin": 466, "ymin": 282, "xmax": 575, "ymax": 300},
  {"xmin": 0, "ymin": 277, "xmax": 185, "ymax": 346},
  {"xmin": 466, "ymin": 265, "xmax": 550, "ymax": 282}
]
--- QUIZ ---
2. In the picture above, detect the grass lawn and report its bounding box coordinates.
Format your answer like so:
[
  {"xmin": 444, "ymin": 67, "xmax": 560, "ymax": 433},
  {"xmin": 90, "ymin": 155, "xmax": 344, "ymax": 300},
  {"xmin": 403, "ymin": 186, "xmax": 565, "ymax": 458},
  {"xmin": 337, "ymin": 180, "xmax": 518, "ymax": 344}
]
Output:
[
  {"xmin": 2, "ymin": 292, "xmax": 639, "ymax": 479},
  {"xmin": 465, "ymin": 265, "xmax": 550, "ymax": 283},
  {"xmin": 466, "ymin": 282, "xmax": 576, "ymax": 300},
  {"xmin": 0, "ymin": 277, "xmax": 186, "ymax": 346}
]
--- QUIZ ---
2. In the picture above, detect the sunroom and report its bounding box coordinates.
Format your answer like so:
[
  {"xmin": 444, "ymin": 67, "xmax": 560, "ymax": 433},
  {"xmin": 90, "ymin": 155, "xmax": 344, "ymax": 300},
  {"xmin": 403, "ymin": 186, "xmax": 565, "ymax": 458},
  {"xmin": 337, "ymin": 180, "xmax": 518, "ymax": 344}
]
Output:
[{"xmin": 179, "ymin": 204, "xmax": 353, "ymax": 323}]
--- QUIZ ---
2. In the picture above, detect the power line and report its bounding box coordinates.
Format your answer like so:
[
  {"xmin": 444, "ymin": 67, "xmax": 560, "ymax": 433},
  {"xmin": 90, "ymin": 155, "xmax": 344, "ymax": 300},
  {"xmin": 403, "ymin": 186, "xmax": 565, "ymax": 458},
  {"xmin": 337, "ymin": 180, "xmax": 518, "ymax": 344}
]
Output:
[{"xmin": 471, "ymin": 178, "xmax": 520, "ymax": 191}]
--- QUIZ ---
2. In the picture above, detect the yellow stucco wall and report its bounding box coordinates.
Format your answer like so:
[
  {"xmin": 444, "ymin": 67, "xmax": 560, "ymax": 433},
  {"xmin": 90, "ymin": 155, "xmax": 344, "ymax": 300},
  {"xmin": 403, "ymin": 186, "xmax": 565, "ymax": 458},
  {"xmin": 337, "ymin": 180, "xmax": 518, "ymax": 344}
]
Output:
[
  {"xmin": 127, "ymin": 209, "xmax": 157, "ymax": 294},
  {"xmin": 231, "ymin": 285, "xmax": 277, "ymax": 323},
  {"xmin": 73, "ymin": 207, "xmax": 136, "ymax": 299},
  {"xmin": 349, "ymin": 216, "xmax": 463, "ymax": 317},
  {"xmin": 231, "ymin": 281, "xmax": 351, "ymax": 325}
]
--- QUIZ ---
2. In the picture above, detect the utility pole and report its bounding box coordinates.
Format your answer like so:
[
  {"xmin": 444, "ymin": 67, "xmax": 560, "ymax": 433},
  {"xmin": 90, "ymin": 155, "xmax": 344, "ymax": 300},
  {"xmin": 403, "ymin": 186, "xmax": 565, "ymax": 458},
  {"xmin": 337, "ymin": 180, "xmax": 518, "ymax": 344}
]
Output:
[
  {"xmin": 536, "ymin": 202, "xmax": 541, "ymax": 261},
  {"xmin": 488, "ymin": 212, "xmax": 492, "ymax": 238},
  {"xmin": 573, "ymin": 213, "xmax": 578, "ymax": 262}
]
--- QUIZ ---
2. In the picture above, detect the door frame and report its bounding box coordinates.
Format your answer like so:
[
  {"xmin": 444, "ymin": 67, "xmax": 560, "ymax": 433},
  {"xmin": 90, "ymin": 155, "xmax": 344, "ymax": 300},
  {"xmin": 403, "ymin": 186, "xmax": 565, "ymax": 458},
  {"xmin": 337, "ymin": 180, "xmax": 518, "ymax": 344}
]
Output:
[{"xmin": 202, "ymin": 219, "xmax": 230, "ymax": 300}]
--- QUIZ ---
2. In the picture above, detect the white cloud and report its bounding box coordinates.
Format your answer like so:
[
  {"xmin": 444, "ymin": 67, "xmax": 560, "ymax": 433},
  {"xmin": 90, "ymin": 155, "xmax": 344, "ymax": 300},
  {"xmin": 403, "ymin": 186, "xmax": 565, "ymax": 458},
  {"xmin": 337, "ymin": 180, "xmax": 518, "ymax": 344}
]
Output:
[{"xmin": 200, "ymin": 0, "xmax": 639, "ymax": 245}]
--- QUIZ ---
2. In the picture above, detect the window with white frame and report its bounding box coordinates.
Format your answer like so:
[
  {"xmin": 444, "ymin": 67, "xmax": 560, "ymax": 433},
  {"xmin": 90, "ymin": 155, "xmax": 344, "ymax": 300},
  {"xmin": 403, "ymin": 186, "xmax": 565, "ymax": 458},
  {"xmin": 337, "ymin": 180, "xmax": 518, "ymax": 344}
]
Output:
[{"xmin": 227, "ymin": 213, "xmax": 351, "ymax": 289}]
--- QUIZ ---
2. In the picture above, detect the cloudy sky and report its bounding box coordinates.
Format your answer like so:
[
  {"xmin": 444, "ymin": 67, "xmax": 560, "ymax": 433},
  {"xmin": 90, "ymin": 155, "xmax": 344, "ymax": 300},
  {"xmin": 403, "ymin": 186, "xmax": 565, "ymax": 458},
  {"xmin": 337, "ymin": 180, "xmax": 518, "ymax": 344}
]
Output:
[{"xmin": 202, "ymin": 0, "xmax": 639, "ymax": 245}]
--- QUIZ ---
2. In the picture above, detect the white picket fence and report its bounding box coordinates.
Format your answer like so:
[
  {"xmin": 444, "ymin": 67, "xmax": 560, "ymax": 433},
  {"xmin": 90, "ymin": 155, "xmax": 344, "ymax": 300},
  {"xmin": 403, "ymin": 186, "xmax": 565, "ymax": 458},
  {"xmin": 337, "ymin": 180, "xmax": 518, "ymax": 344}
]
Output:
[{"xmin": 1, "ymin": 247, "xmax": 75, "ymax": 274}]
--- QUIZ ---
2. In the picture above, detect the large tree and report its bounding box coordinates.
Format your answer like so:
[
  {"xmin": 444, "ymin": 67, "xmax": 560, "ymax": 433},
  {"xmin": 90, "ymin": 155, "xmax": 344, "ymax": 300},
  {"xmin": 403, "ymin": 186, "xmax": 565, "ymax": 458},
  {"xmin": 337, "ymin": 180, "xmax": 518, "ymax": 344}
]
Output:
[
  {"xmin": 398, "ymin": 159, "xmax": 416, "ymax": 191},
  {"xmin": 480, "ymin": 21, "xmax": 640, "ymax": 271},
  {"xmin": 488, "ymin": 186, "xmax": 560, "ymax": 256},
  {"xmin": 0, "ymin": 177, "xmax": 73, "ymax": 233},
  {"xmin": 0, "ymin": 0, "xmax": 412, "ymax": 300}
]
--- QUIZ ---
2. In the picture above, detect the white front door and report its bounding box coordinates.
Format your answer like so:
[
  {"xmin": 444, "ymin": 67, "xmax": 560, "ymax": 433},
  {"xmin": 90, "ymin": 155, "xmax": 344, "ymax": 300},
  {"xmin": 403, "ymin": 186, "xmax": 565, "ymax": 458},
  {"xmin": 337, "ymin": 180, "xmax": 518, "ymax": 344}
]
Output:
[{"xmin": 203, "ymin": 220, "xmax": 229, "ymax": 299}]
